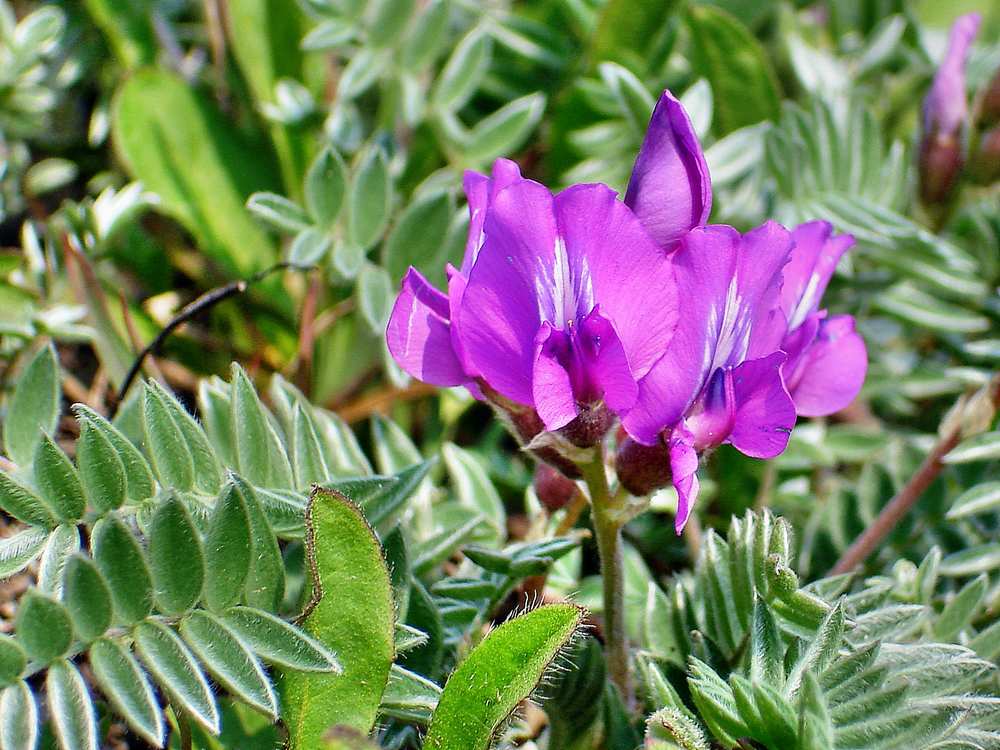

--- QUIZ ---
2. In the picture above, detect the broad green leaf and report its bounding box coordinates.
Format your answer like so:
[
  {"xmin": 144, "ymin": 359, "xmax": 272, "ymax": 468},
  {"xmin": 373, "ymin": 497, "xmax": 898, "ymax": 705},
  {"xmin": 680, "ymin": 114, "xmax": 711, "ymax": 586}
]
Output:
[
  {"xmin": 203, "ymin": 482, "xmax": 252, "ymax": 611},
  {"xmin": 233, "ymin": 475, "xmax": 285, "ymax": 611},
  {"xmin": 431, "ymin": 28, "xmax": 491, "ymax": 111},
  {"xmin": 686, "ymin": 5, "xmax": 780, "ymax": 133},
  {"xmin": 142, "ymin": 383, "xmax": 194, "ymax": 492},
  {"xmin": 32, "ymin": 435, "xmax": 85, "ymax": 522},
  {"xmin": 72, "ymin": 405, "xmax": 154, "ymax": 503},
  {"xmin": 76, "ymin": 421, "xmax": 125, "ymax": 513},
  {"xmin": 148, "ymin": 496, "xmax": 205, "ymax": 615},
  {"xmin": 944, "ymin": 431, "xmax": 1000, "ymax": 464},
  {"xmin": 0, "ymin": 636, "xmax": 25, "ymax": 687},
  {"xmin": 325, "ymin": 460, "xmax": 433, "ymax": 535},
  {"xmin": 380, "ymin": 664, "xmax": 441, "ymax": 725},
  {"xmin": 442, "ymin": 443, "xmax": 505, "ymax": 543},
  {"xmin": 348, "ymin": 146, "xmax": 392, "ymax": 250},
  {"xmin": 133, "ymin": 620, "xmax": 219, "ymax": 734},
  {"xmin": 36, "ymin": 524, "xmax": 80, "ymax": 595},
  {"xmin": 0, "ymin": 527, "xmax": 48, "ymax": 577},
  {"xmin": 46, "ymin": 660, "xmax": 97, "ymax": 750},
  {"xmin": 91, "ymin": 515, "xmax": 153, "ymax": 624},
  {"xmin": 223, "ymin": 606, "xmax": 340, "ymax": 673},
  {"xmin": 305, "ymin": 147, "xmax": 348, "ymax": 228},
  {"xmin": 280, "ymin": 488, "xmax": 395, "ymax": 747},
  {"xmin": 62, "ymin": 555, "xmax": 112, "ymax": 642},
  {"xmin": 3, "ymin": 344, "xmax": 58, "ymax": 467},
  {"xmin": 0, "ymin": 473, "xmax": 54, "ymax": 528},
  {"xmin": 15, "ymin": 591, "xmax": 72, "ymax": 664},
  {"xmin": 89, "ymin": 638, "xmax": 164, "ymax": 746},
  {"xmin": 423, "ymin": 603, "xmax": 583, "ymax": 750},
  {"xmin": 463, "ymin": 93, "xmax": 546, "ymax": 166},
  {"xmin": 112, "ymin": 69, "xmax": 278, "ymax": 274},
  {"xmin": 382, "ymin": 190, "xmax": 452, "ymax": 283},
  {"xmin": 357, "ymin": 263, "xmax": 394, "ymax": 334},
  {"xmin": 247, "ymin": 192, "xmax": 311, "ymax": 235},
  {"xmin": 0, "ymin": 681, "xmax": 37, "ymax": 750},
  {"xmin": 934, "ymin": 574, "xmax": 988, "ymax": 641},
  {"xmin": 180, "ymin": 611, "xmax": 278, "ymax": 720}
]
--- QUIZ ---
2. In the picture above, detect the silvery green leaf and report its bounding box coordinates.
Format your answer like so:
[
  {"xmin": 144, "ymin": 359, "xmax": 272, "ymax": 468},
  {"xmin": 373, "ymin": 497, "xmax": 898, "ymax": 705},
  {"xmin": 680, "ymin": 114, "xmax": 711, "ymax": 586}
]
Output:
[
  {"xmin": 338, "ymin": 48, "xmax": 388, "ymax": 100},
  {"xmin": 88, "ymin": 638, "xmax": 164, "ymax": 747},
  {"xmin": 598, "ymin": 62, "xmax": 655, "ymax": 137},
  {"xmin": 36, "ymin": 524, "xmax": 79, "ymax": 595},
  {"xmin": 0, "ymin": 681, "xmax": 37, "ymax": 750},
  {"xmin": 91, "ymin": 515, "xmax": 154, "ymax": 625},
  {"xmin": 32, "ymin": 435, "xmax": 85, "ymax": 523},
  {"xmin": 300, "ymin": 18, "xmax": 355, "ymax": 51},
  {"xmin": 3, "ymin": 344, "xmax": 58, "ymax": 467},
  {"xmin": 946, "ymin": 482, "xmax": 1000, "ymax": 519},
  {"xmin": 357, "ymin": 263, "xmax": 394, "ymax": 334},
  {"xmin": 943, "ymin": 432, "xmax": 1000, "ymax": 464},
  {"xmin": 247, "ymin": 192, "xmax": 312, "ymax": 235},
  {"xmin": 305, "ymin": 147, "xmax": 348, "ymax": 228},
  {"xmin": 431, "ymin": 28, "xmax": 491, "ymax": 111},
  {"xmin": 680, "ymin": 79, "xmax": 712, "ymax": 140},
  {"xmin": 0, "ymin": 527, "xmax": 48, "ymax": 578},
  {"xmin": 402, "ymin": 0, "xmax": 450, "ymax": 70},
  {"xmin": 380, "ymin": 664, "xmax": 440, "ymax": 724},
  {"xmin": 347, "ymin": 146, "xmax": 392, "ymax": 250},
  {"xmin": 462, "ymin": 93, "xmax": 546, "ymax": 166},
  {"xmin": 288, "ymin": 227, "xmax": 331, "ymax": 267},
  {"xmin": 46, "ymin": 660, "xmax": 97, "ymax": 750},
  {"xmin": 368, "ymin": 0, "xmax": 415, "ymax": 47},
  {"xmin": 62, "ymin": 555, "xmax": 112, "ymax": 643},
  {"xmin": 222, "ymin": 606, "xmax": 341, "ymax": 673}
]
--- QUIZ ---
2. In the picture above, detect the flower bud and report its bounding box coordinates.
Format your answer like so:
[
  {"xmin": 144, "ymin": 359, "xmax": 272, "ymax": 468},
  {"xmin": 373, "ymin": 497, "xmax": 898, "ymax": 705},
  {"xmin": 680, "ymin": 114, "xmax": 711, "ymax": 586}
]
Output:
[
  {"xmin": 919, "ymin": 134, "xmax": 964, "ymax": 205},
  {"xmin": 615, "ymin": 437, "xmax": 671, "ymax": 497},
  {"xmin": 533, "ymin": 463, "xmax": 578, "ymax": 512},
  {"xmin": 559, "ymin": 401, "xmax": 614, "ymax": 449},
  {"xmin": 981, "ymin": 67, "xmax": 1000, "ymax": 126},
  {"xmin": 969, "ymin": 125, "xmax": 1000, "ymax": 184}
]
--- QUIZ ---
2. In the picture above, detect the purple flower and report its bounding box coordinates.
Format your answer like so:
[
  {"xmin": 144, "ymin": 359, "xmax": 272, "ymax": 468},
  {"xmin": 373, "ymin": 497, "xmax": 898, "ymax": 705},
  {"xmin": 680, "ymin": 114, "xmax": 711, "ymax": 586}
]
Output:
[
  {"xmin": 923, "ymin": 13, "xmax": 981, "ymax": 141},
  {"xmin": 386, "ymin": 159, "xmax": 522, "ymax": 393},
  {"xmin": 625, "ymin": 90, "xmax": 712, "ymax": 248},
  {"xmin": 622, "ymin": 222, "xmax": 798, "ymax": 532},
  {"xmin": 779, "ymin": 222, "xmax": 867, "ymax": 417}
]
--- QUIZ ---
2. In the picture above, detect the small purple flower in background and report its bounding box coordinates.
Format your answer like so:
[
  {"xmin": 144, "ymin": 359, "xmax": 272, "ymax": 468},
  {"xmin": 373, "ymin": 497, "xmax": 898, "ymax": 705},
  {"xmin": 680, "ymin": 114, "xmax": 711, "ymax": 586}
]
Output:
[
  {"xmin": 779, "ymin": 221, "xmax": 867, "ymax": 417},
  {"xmin": 920, "ymin": 13, "xmax": 981, "ymax": 204},
  {"xmin": 621, "ymin": 223, "xmax": 797, "ymax": 531}
]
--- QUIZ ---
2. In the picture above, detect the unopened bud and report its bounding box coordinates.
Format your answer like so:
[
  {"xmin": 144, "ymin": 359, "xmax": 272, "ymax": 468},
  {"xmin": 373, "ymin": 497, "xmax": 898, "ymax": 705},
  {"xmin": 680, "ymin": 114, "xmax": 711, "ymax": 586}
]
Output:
[
  {"xmin": 981, "ymin": 67, "xmax": 1000, "ymax": 126},
  {"xmin": 559, "ymin": 401, "xmax": 614, "ymax": 449},
  {"xmin": 969, "ymin": 125, "xmax": 1000, "ymax": 184},
  {"xmin": 615, "ymin": 437, "xmax": 671, "ymax": 497},
  {"xmin": 919, "ymin": 134, "xmax": 963, "ymax": 205},
  {"xmin": 533, "ymin": 463, "xmax": 578, "ymax": 512}
]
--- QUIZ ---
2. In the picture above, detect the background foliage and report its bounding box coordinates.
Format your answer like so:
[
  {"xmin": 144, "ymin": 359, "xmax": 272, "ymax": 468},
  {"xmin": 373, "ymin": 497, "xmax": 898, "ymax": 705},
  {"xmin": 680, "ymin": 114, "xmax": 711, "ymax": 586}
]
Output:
[{"xmin": 0, "ymin": 0, "xmax": 998, "ymax": 748}]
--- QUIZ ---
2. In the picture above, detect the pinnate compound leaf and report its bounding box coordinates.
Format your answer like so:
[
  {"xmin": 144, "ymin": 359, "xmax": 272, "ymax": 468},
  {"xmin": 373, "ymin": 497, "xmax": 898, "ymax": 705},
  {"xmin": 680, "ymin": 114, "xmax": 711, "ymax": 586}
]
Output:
[
  {"xmin": 0, "ymin": 472, "xmax": 55, "ymax": 528},
  {"xmin": 32, "ymin": 435, "xmax": 85, "ymax": 522},
  {"xmin": 88, "ymin": 638, "xmax": 164, "ymax": 747},
  {"xmin": 147, "ymin": 495, "xmax": 204, "ymax": 615},
  {"xmin": 133, "ymin": 620, "xmax": 220, "ymax": 734},
  {"xmin": 142, "ymin": 383, "xmax": 194, "ymax": 492},
  {"xmin": 3, "ymin": 344, "xmax": 59, "ymax": 467},
  {"xmin": 145, "ymin": 381, "xmax": 221, "ymax": 494},
  {"xmin": 423, "ymin": 603, "xmax": 584, "ymax": 750},
  {"xmin": 0, "ymin": 527, "xmax": 49, "ymax": 578},
  {"xmin": 179, "ymin": 610, "xmax": 278, "ymax": 720},
  {"xmin": 0, "ymin": 681, "xmax": 38, "ymax": 750},
  {"xmin": 91, "ymin": 515, "xmax": 153, "ymax": 624},
  {"xmin": 62, "ymin": 555, "xmax": 112, "ymax": 643},
  {"xmin": 46, "ymin": 659, "xmax": 98, "ymax": 750},
  {"xmin": 280, "ymin": 488, "xmax": 395, "ymax": 748},
  {"xmin": 203, "ymin": 482, "xmax": 252, "ymax": 611},
  {"xmin": 73, "ymin": 405, "xmax": 154, "ymax": 503},
  {"xmin": 223, "ymin": 606, "xmax": 340, "ymax": 673},
  {"xmin": 76, "ymin": 420, "xmax": 126, "ymax": 513},
  {"xmin": 36, "ymin": 524, "xmax": 80, "ymax": 595},
  {"xmin": 231, "ymin": 364, "xmax": 293, "ymax": 489},
  {"xmin": 15, "ymin": 591, "xmax": 72, "ymax": 664}
]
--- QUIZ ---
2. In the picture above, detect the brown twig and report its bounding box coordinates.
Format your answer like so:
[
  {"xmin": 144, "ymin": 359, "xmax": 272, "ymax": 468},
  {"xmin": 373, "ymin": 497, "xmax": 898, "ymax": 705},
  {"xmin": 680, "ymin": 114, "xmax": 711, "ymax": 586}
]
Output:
[{"xmin": 830, "ymin": 379, "xmax": 1000, "ymax": 575}]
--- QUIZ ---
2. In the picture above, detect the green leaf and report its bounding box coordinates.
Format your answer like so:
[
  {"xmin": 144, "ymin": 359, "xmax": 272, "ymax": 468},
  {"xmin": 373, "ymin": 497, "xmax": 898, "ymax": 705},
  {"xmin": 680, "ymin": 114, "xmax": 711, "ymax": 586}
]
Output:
[
  {"xmin": 0, "ymin": 681, "xmax": 37, "ymax": 750},
  {"xmin": 246, "ymin": 192, "xmax": 312, "ymax": 234},
  {"xmin": 76, "ymin": 421, "xmax": 126, "ymax": 514},
  {"xmin": 934, "ymin": 574, "xmax": 988, "ymax": 641},
  {"xmin": 943, "ymin": 431, "xmax": 1000, "ymax": 464},
  {"xmin": 0, "ymin": 472, "xmax": 55, "ymax": 528},
  {"xmin": 112, "ymin": 68, "xmax": 278, "ymax": 274},
  {"xmin": 940, "ymin": 544, "xmax": 1000, "ymax": 577},
  {"xmin": 280, "ymin": 488, "xmax": 395, "ymax": 747},
  {"xmin": 347, "ymin": 146, "xmax": 392, "ymax": 250},
  {"xmin": 36, "ymin": 524, "xmax": 79, "ymax": 595},
  {"xmin": 3, "ymin": 344, "xmax": 59, "ymax": 467},
  {"xmin": 0, "ymin": 636, "xmax": 25, "ymax": 687},
  {"xmin": 380, "ymin": 664, "xmax": 441, "ymax": 725},
  {"xmin": 88, "ymin": 638, "xmax": 164, "ymax": 747},
  {"xmin": 233, "ymin": 475, "xmax": 285, "ymax": 611},
  {"xmin": 685, "ymin": 5, "xmax": 780, "ymax": 133},
  {"xmin": 599, "ymin": 62, "xmax": 655, "ymax": 137},
  {"xmin": 357, "ymin": 263, "xmax": 394, "ymax": 334},
  {"xmin": 0, "ymin": 526, "xmax": 48, "ymax": 577},
  {"xmin": 402, "ymin": 0, "xmax": 450, "ymax": 70},
  {"xmin": 291, "ymin": 402, "xmax": 330, "ymax": 489},
  {"xmin": 748, "ymin": 597, "xmax": 782, "ymax": 687},
  {"xmin": 81, "ymin": 0, "xmax": 155, "ymax": 68},
  {"xmin": 72, "ymin": 405, "xmax": 154, "ymax": 504},
  {"xmin": 32, "ymin": 435, "xmax": 85, "ymax": 522},
  {"xmin": 368, "ymin": 0, "xmax": 414, "ymax": 46},
  {"xmin": 142, "ymin": 382, "xmax": 194, "ymax": 492},
  {"xmin": 147, "ymin": 381, "xmax": 222, "ymax": 495},
  {"xmin": 180, "ymin": 610, "xmax": 278, "ymax": 720},
  {"xmin": 203, "ymin": 482, "xmax": 252, "ymax": 611},
  {"xmin": 91, "ymin": 515, "xmax": 154, "ymax": 624},
  {"xmin": 223, "ymin": 606, "xmax": 340, "ymax": 673},
  {"xmin": 423, "ymin": 603, "xmax": 583, "ymax": 750},
  {"xmin": 462, "ymin": 93, "xmax": 546, "ymax": 166},
  {"xmin": 591, "ymin": 0, "xmax": 680, "ymax": 71},
  {"xmin": 431, "ymin": 28, "xmax": 491, "ymax": 111},
  {"xmin": 305, "ymin": 147, "xmax": 348, "ymax": 228},
  {"xmin": 148, "ymin": 495, "xmax": 205, "ymax": 615},
  {"xmin": 133, "ymin": 619, "xmax": 220, "ymax": 734},
  {"xmin": 947, "ymin": 481, "xmax": 1000, "ymax": 519},
  {"xmin": 325, "ymin": 460, "xmax": 433, "ymax": 535},
  {"xmin": 46, "ymin": 660, "xmax": 97, "ymax": 750},
  {"xmin": 231, "ymin": 364, "xmax": 293, "ymax": 489},
  {"xmin": 62, "ymin": 555, "xmax": 112, "ymax": 643},
  {"xmin": 15, "ymin": 591, "xmax": 72, "ymax": 664},
  {"xmin": 442, "ymin": 443, "xmax": 505, "ymax": 544},
  {"xmin": 338, "ymin": 48, "xmax": 388, "ymax": 100},
  {"xmin": 382, "ymin": 190, "xmax": 453, "ymax": 283}
]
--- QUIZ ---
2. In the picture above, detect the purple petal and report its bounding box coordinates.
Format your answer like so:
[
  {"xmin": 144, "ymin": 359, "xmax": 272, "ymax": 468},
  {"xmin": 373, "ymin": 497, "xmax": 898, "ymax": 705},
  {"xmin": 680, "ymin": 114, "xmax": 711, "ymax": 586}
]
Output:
[
  {"xmin": 669, "ymin": 423, "xmax": 700, "ymax": 534},
  {"xmin": 460, "ymin": 158, "xmax": 523, "ymax": 275},
  {"xmin": 781, "ymin": 221, "xmax": 854, "ymax": 330},
  {"xmin": 785, "ymin": 315, "xmax": 867, "ymax": 417},
  {"xmin": 458, "ymin": 179, "xmax": 554, "ymax": 406},
  {"xmin": 386, "ymin": 268, "xmax": 467, "ymax": 387},
  {"xmin": 924, "ymin": 13, "xmax": 981, "ymax": 138},
  {"xmin": 578, "ymin": 306, "xmax": 638, "ymax": 414},
  {"xmin": 445, "ymin": 266, "xmax": 476, "ymax": 376},
  {"xmin": 727, "ymin": 352, "xmax": 795, "ymax": 459},
  {"xmin": 738, "ymin": 221, "xmax": 794, "ymax": 359},
  {"xmin": 532, "ymin": 324, "xmax": 578, "ymax": 430},
  {"xmin": 625, "ymin": 89, "xmax": 712, "ymax": 248},
  {"xmin": 553, "ymin": 183, "xmax": 677, "ymax": 379}
]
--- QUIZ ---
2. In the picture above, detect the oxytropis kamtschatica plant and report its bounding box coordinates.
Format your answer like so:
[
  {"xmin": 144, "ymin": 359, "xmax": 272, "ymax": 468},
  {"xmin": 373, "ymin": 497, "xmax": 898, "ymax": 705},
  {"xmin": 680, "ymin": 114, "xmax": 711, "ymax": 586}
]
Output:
[{"xmin": 384, "ymin": 88, "xmax": 868, "ymax": 701}]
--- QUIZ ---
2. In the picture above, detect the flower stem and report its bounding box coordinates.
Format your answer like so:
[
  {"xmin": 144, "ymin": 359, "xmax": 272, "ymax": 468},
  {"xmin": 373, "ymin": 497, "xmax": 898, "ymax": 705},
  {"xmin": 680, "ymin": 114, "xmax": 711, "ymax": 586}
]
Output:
[{"xmin": 581, "ymin": 453, "xmax": 632, "ymax": 705}]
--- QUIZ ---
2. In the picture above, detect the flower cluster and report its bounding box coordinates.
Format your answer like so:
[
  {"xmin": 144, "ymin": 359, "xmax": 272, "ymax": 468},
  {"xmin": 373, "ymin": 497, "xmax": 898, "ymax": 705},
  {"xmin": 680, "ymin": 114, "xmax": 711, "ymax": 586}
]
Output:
[{"xmin": 387, "ymin": 90, "xmax": 867, "ymax": 532}]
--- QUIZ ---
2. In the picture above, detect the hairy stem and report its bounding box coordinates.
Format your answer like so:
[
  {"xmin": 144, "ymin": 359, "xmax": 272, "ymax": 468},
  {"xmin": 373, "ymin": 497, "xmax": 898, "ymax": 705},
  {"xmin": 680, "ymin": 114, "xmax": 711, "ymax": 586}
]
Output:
[{"xmin": 581, "ymin": 453, "xmax": 632, "ymax": 706}]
